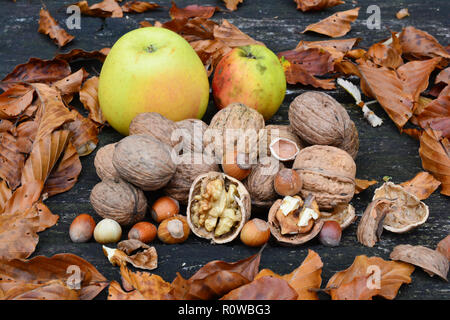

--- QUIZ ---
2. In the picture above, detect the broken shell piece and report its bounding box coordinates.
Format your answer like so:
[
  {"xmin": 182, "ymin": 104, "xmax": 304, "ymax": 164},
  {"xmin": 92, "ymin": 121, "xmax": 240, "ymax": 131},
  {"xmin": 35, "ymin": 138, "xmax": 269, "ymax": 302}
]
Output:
[
  {"xmin": 258, "ymin": 125, "xmax": 303, "ymax": 161},
  {"xmin": 187, "ymin": 172, "xmax": 251, "ymax": 244},
  {"xmin": 373, "ymin": 182, "xmax": 429, "ymax": 233},
  {"xmin": 390, "ymin": 244, "xmax": 449, "ymax": 281},
  {"xmin": 269, "ymin": 137, "xmax": 300, "ymax": 161},
  {"xmin": 396, "ymin": 8, "xmax": 410, "ymax": 19},
  {"xmin": 321, "ymin": 203, "xmax": 356, "ymax": 230},
  {"xmin": 102, "ymin": 240, "xmax": 158, "ymax": 271},
  {"xmin": 357, "ymin": 198, "xmax": 396, "ymax": 247},
  {"xmin": 268, "ymin": 197, "xmax": 324, "ymax": 246}
]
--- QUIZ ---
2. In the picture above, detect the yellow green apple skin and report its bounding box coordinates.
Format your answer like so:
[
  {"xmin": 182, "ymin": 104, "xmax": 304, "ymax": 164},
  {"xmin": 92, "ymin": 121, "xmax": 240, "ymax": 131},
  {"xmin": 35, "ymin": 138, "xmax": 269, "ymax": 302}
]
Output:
[
  {"xmin": 98, "ymin": 27, "xmax": 210, "ymax": 135},
  {"xmin": 212, "ymin": 45, "xmax": 286, "ymax": 120}
]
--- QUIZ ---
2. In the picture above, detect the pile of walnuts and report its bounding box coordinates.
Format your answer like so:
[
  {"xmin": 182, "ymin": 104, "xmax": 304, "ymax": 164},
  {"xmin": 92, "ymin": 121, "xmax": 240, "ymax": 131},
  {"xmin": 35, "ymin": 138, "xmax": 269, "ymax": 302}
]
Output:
[{"xmin": 89, "ymin": 92, "xmax": 360, "ymax": 247}]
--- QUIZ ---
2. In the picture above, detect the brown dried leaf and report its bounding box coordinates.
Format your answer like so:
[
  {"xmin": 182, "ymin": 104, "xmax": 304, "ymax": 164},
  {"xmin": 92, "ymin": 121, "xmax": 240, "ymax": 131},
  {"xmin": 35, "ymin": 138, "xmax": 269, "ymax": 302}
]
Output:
[
  {"xmin": 297, "ymin": 38, "xmax": 360, "ymax": 63},
  {"xmin": 277, "ymin": 47, "xmax": 334, "ymax": 76},
  {"xmin": 419, "ymin": 129, "xmax": 450, "ymax": 196},
  {"xmin": 169, "ymin": 1, "xmax": 218, "ymax": 19},
  {"xmin": 38, "ymin": 8, "xmax": 74, "ymax": 48},
  {"xmin": 416, "ymin": 94, "xmax": 450, "ymax": 138},
  {"xmin": 330, "ymin": 275, "xmax": 380, "ymax": 300},
  {"xmin": 2, "ymin": 280, "xmax": 79, "ymax": 300},
  {"xmin": 220, "ymin": 276, "xmax": 298, "ymax": 300},
  {"xmin": 170, "ymin": 249, "xmax": 262, "ymax": 300},
  {"xmin": 390, "ymin": 244, "xmax": 449, "ymax": 281},
  {"xmin": 0, "ymin": 58, "xmax": 71, "ymax": 90},
  {"xmin": 0, "ymin": 253, "xmax": 108, "ymax": 300},
  {"xmin": 0, "ymin": 129, "xmax": 27, "ymax": 190},
  {"xmin": 435, "ymin": 67, "xmax": 450, "ymax": 86},
  {"xmin": 79, "ymin": 76, "xmax": 105, "ymax": 125},
  {"xmin": 223, "ymin": 0, "xmax": 243, "ymax": 11},
  {"xmin": 294, "ymin": 0, "xmax": 344, "ymax": 12},
  {"xmin": 326, "ymin": 255, "xmax": 414, "ymax": 300},
  {"xmin": 64, "ymin": 109, "xmax": 99, "ymax": 156},
  {"xmin": 355, "ymin": 178, "xmax": 378, "ymax": 194},
  {"xmin": 1, "ymin": 180, "xmax": 43, "ymax": 216},
  {"xmin": 0, "ymin": 84, "xmax": 34, "ymax": 120},
  {"xmin": 436, "ymin": 235, "xmax": 450, "ymax": 261},
  {"xmin": 400, "ymin": 171, "xmax": 441, "ymax": 200},
  {"xmin": 357, "ymin": 198, "xmax": 394, "ymax": 247},
  {"xmin": 365, "ymin": 32, "xmax": 403, "ymax": 69},
  {"xmin": 399, "ymin": 26, "xmax": 450, "ymax": 61},
  {"xmin": 55, "ymin": 48, "xmax": 110, "ymax": 63},
  {"xmin": 303, "ymin": 8, "xmax": 360, "ymax": 38},
  {"xmin": 0, "ymin": 180, "xmax": 12, "ymax": 212},
  {"xmin": 52, "ymin": 69, "xmax": 85, "ymax": 97},
  {"xmin": 280, "ymin": 57, "xmax": 336, "ymax": 89},
  {"xmin": 74, "ymin": 0, "xmax": 123, "ymax": 18},
  {"xmin": 213, "ymin": 19, "xmax": 264, "ymax": 48},
  {"xmin": 122, "ymin": 1, "xmax": 160, "ymax": 13}
]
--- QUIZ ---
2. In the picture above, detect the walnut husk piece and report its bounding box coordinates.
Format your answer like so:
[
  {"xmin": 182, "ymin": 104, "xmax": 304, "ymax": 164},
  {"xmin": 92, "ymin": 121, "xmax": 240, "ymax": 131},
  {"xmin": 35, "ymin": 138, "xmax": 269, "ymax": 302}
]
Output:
[
  {"xmin": 390, "ymin": 244, "xmax": 449, "ymax": 281},
  {"xmin": 268, "ymin": 198, "xmax": 324, "ymax": 246},
  {"xmin": 289, "ymin": 91, "xmax": 359, "ymax": 158},
  {"xmin": 163, "ymin": 153, "xmax": 219, "ymax": 205},
  {"xmin": 90, "ymin": 179, "xmax": 147, "ymax": 226},
  {"xmin": 373, "ymin": 182, "xmax": 429, "ymax": 233},
  {"xmin": 113, "ymin": 134, "xmax": 176, "ymax": 191},
  {"xmin": 357, "ymin": 198, "xmax": 395, "ymax": 247},
  {"xmin": 321, "ymin": 203, "xmax": 356, "ymax": 230},
  {"xmin": 129, "ymin": 112, "xmax": 177, "ymax": 147},
  {"xmin": 293, "ymin": 145, "xmax": 356, "ymax": 210},
  {"xmin": 94, "ymin": 143, "xmax": 120, "ymax": 181},
  {"xmin": 187, "ymin": 172, "xmax": 251, "ymax": 244}
]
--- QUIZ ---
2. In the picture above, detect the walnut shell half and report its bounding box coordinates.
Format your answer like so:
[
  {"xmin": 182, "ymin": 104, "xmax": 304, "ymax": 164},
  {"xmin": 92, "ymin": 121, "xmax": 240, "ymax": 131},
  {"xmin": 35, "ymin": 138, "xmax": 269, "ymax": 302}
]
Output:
[
  {"xmin": 373, "ymin": 182, "xmax": 429, "ymax": 233},
  {"xmin": 113, "ymin": 134, "xmax": 176, "ymax": 191},
  {"xmin": 293, "ymin": 145, "xmax": 356, "ymax": 210},
  {"xmin": 90, "ymin": 179, "xmax": 147, "ymax": 226},
  {"xmin": 321, "ymin": 203, "xmax": 356, "ymax": 230},
  {"xmin": 268, "ymin": 199, "xmax": 324, "ymax": 246},
  {"xmin": 258, "ymin": 125, "xmax": 303, "ymax": 161},
  {"xmin": 187, "ymin": 172, "xmax": 251, "ymax": 244}
]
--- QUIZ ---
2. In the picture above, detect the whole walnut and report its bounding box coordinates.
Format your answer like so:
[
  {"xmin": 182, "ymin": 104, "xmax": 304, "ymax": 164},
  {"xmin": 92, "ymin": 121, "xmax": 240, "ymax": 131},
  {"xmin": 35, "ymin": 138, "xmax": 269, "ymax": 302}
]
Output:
[
  {"xmin": 204, "ymin": 103, "xmax": 265, "ymax": 162},
  {"xmin": 289, "ymin": 92, "xmax": 359, "ymax": 158},
  {"xmin": 163, "ymin": 152, "xmax": 219, "ymax": 204},
  {"xmin": 173, "ymin": 118, "xmax": 208, "ymax": 155},
  {"xmin": 113, "ymin": 134, "xmax": 176, "ymax": 191},
  {"xmin": 292, "ymin": 145, "xmax": 356, "ymax": 210},
  {"xmin": 94, "ymin": 143, "xmax": 120, "ymax": 181},
  {"xmin": 129, "ymin": 112, "xmax": 177, "ymax": 147},
  {"xmin": 245, "ymin": 157, "xmax": 284, "ymax": 207},
  {"xmin": 90, "ymin": 179, "xmax": 147, "ymax": 226}
]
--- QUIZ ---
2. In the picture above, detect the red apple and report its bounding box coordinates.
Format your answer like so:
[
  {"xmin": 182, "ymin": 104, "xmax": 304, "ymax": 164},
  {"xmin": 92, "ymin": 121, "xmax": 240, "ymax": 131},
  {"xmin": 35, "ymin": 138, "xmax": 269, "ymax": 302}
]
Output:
[{"xmin": 212, "ymin": 45, "xmax": 286, "ymax": 120}]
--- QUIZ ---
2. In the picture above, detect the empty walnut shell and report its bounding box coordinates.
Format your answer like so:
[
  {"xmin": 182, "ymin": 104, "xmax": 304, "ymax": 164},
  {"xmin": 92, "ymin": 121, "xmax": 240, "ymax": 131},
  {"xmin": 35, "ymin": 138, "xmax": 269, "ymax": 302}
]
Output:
[
  {"xmin": 292, "ymin": 145, "xmax": 356, "ymax": 210},
  {"xmin": 258, "ymin": 125, "xmax": 303, "ymax": 161},
  {"xmin": 163, "ymin": 153, "xmax": 219, "ymax": 205},
  {"xmin": 245, "ymin": 157, "xmax": 285, "ymax": 207},
  {"xmin": 173, "ymin": 119, "xmax": 208, "ymax": 155},
  {"xmin": 187, "ymin": 172, "xmax": 251, "ymax": 244},
  {"xmin": 90, "ymin": 179, "xmax": 147, "ymax": 226},
  {"xmin": 268, "ymin": 199, "xmax": 324, "ymax": 246},
  {"xmin": 204, "ymin": 103, "xmax": 265, "ymax": 162},
  {"xmin": 113, "ymin": 134, "xmax": 176, "ymax": 191},
  {"xmin": 373, "ymin": 182, "xmax": 429, "ymax": 233},
  {"xmin": 288, "ymin": 91, "xmax": 359, "ymax": 158},
  {"xmin": 94, "ymin": 143, "xmax": 120, "ymax": 181},
  {"xmin": 129, "ymin": 112, "xmax": 177, "ymax": 147},
  {"xmin": 390, "ymin": 244, "xmax": 449, "ymax": 281},
  {"xmin": 321, "ymin": 203, "xmax": 356, "ymax": 230}
]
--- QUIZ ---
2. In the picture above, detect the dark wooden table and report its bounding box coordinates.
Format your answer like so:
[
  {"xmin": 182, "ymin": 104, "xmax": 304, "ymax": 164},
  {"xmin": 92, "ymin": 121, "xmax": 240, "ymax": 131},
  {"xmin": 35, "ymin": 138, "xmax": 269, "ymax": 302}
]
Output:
[{"xmin": 1, "ymin": 0, "xmax": 449, "ymax": 300}]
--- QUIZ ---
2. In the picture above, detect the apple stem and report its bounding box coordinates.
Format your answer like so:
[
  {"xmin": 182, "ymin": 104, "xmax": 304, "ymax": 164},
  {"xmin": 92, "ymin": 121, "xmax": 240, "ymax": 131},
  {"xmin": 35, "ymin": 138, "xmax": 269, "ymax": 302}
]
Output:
[{"xmin": 146, "ymin": 45, "xmax": 156, "ymax": 53}]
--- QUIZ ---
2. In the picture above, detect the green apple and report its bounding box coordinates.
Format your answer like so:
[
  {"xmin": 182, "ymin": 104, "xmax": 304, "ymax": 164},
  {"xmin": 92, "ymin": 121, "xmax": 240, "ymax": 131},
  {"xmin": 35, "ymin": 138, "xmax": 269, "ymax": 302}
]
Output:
[
  {"xmin": 98, "ymin": 27, "xmax": 210, "ymax": 135},
  {"xmin": 212, "ymin": 45, "xmax": 286, "ymax": 120}
]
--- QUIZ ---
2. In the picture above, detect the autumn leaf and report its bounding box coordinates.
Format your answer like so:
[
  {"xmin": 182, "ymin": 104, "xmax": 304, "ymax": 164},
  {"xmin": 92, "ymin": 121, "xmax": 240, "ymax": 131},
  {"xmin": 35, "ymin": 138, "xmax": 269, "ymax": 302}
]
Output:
[
  {"xmin": 0, "ymin": 129, "xmax": 28, "ymax": 190},
  {"xmin": 436, "ymin": 235, "xmax": 450, "ymax": 261},
  {"xmin": 74, "ymin": 0, "xmax": 123, "ymax": 18},
  {"xmin": 419, "ymin": 129, "xmax": 450, "ymax": 196},
  {"xmin": 213, "ymin": 19, "xmax": 264, "ymax": 48},
  {"xmin": 0, "ymin": 180, "xmax": 43, "ymax": 216},
  {"xmin": 0, "ymin": 84, "xmax": 35, "ymax": 120},
  {"xmin": 0, "ymin": 253, "xmax": 108, "ymax": 300},
  {"xmin": 399, "ymin": 26, "xmax": 450, "ymax": 61},
  {"xmin": 280, "ymin": 57, "xmax": 336, "ymax": 89},
  {"xmin": 416, "ymin": 94, "xmax": 450, "ymax": 138},
  {"xmin": 122, "ymin": 1, "xmax": 160, "ymax": 13},
  {"xmin": 0, "ymin": 58, "xmax": 71, "ymax": 90},
  {"xmin": 355, "ymin": 178, "xmax": 378, "ymax": 194},
  {"xmin": 303, "ymin": 8, "xmax": 360, "ymax": 38},
  {"xmin": 170, "ymin": 249, "xmax": 262, "ymax": 300},
  {"xmin": 294, "ymin": 0, "xmax": 344, "ymax": 12},
  {"xmin": 54, "ymin": 47, "xmax": 110, "ymax": 63},
  {"xmin": 52, "ymin": 69, "xmax": 86, "ymax": 98},
  {"xmin": 400, "ymin": 171, "xmax": 441, "ymax": 200},
  {"xmin": 277, "ymin": 47, "xmax": 334, "ymax": 76},
  {"xmin": 365, "ymin": 32, "xmax": 403, "ymax": 69},
  {"xmin": 64, "ymin": 109, "xmax": 99, "ymax": 156},
  {"xmin": 0, "ymin": 180, "xmax": 12, "ymax": 212},
  {"xmin": 38, "ymin": 7, "xmax": 74, "ymax": 47},
  {"xmin": 169, "ymin": 1, "xmax": 218, "ymax": 19},
  {"xmin": 297, "ymin": 38, "xmax": 360, "ymax": 62},
  {"xmin": 223, "ymin": 0, "xmax": 243, "ymax": 11},
  {"xmin": 79, "ymin": 76, "xmax": 105, "ymax": 125},
  {"xmin": 326, "ymin": 255, "xmax": 415, "ymax": 300}
]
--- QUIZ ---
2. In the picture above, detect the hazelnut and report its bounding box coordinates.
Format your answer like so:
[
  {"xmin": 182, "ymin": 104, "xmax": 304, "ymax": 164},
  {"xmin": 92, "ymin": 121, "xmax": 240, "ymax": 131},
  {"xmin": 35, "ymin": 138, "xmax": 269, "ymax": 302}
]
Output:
[
  {"xmin": 128, "ymin": 221, "xmax": 157, "ymax": 243},
  {"xmin": 94, "ymin": 218, "xmax": 122, "ymax": 244},
  {"xmin": 319, "ymin": 221, "xmax": 342, "ymax": 247},
  {"xmin": 274, "ymin": 168, "xmax": 302, "ymax": 196},
  {"xmin": 240, "ymin": 218, "xmax": 271, "ymax": 247},
  {"xmin": 151, "ymin": 196, "xmax": 180, "ymax": 223},
  {"xmin": 69, "ymin": 214, "xmax": 96, "ymax": 243},
  {"xmin": 222, "ymin": 150, "xmax": 252, "ymax": 181},
  {"xmin": 157, "ymin": 215, "xmax": 190, "ymax": 244}
]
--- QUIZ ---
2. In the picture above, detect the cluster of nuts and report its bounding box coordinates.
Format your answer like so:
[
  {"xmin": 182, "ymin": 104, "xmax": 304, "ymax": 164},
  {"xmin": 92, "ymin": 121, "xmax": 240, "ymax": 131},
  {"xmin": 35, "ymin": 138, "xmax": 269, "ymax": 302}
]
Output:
[{"xmin": 76, "ymin": 92, "xmax": 359, "ymax": 249}]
